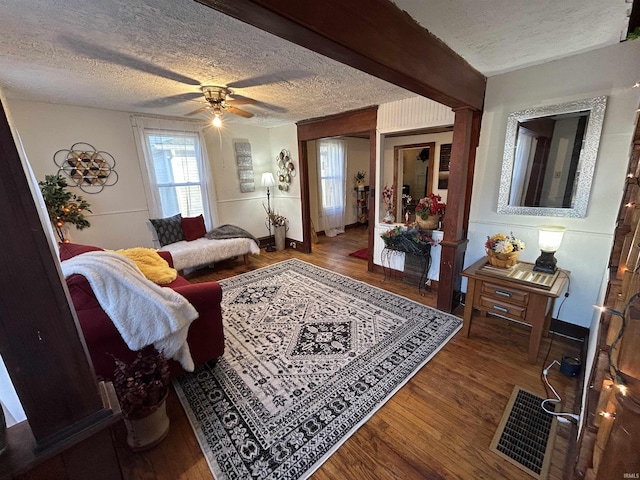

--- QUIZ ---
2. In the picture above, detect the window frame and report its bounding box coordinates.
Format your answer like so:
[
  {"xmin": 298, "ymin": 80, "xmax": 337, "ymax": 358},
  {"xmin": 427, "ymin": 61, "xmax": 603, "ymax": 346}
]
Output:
[{"xmin": 131, "ymin": 116, "xmax": 217, "ymax": 238}]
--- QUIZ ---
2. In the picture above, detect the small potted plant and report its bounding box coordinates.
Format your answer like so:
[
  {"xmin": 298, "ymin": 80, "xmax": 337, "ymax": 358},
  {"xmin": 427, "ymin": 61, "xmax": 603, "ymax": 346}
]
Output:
[
  {"xmin": 415, "ymin": 193, "xmax": 446, "ymax": 230},
  {"xmin": 382, "ymin": 184, "xmax": 395, "ymax": 223},
  {"xmin": 354, "ymin": 170, "xmax": 366, "ymax": 187},
  {"xmin": 485, "ymin": 232, "xmax": 526, "ymax": 268},
  {"xmin": 112, "ymin": 348, "xmax": 171, "ymax": 451}
]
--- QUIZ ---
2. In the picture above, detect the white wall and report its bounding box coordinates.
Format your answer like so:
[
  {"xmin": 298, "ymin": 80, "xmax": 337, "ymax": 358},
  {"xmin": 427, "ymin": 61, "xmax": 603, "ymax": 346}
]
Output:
[
  {"xmin": 204, "ymin": 123, "xmax": 273, "ymax": 239},
  {"xmin": 268, "ymin": 124, "xmax": 301, "ymax": 242},
  {"xmin": 6, "ymin": 99, "xmax": 302, "ymax": 248},
  {"xmin": 467, "ymin": 39, "xmax": 640, "ymax": 328},
  {"xmin": 7, "ymin": 100, "xmax": 153, "ymax": 249}
]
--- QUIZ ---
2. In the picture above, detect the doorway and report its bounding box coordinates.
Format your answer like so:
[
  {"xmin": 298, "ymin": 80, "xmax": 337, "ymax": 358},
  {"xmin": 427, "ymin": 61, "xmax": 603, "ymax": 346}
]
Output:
[
  {"xmin": 297, "ymin": 107, "xmax": 377, "ymax": 272},
  {"xmin": 392, "ymin": 142, "xmax": 435, "ymax": 221}
]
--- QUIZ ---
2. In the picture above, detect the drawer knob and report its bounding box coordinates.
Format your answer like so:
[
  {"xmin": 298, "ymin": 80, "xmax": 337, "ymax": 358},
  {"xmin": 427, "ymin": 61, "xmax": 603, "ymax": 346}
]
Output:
[
  {"xmin": 493, "ymin": 304, "xmax": 509, "ymax": 313},
  {"xmin": 495, "ymin": 290, "xmax": 512, "ymax": 297}
]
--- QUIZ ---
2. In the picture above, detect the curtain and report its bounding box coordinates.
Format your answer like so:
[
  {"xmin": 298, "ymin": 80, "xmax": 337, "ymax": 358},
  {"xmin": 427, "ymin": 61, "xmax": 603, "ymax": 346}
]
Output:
[
  {"xmin": 510, "ymin": 128, "xmax": 535, "ymax": 205},
  {"xmin": 318, "ymin": 139, "xmax": 347, "ymax": 237}
]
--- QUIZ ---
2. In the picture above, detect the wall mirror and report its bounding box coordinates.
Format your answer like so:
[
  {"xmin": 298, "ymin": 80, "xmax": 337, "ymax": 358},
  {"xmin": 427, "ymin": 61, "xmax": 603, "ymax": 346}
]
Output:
[
  {"xmin": 393, "ymin": 142, "xmax": 435, "ymax": 221},
  {"xmin": 497, "ymin": 95, "xmax": 607, "ymax": 217}
]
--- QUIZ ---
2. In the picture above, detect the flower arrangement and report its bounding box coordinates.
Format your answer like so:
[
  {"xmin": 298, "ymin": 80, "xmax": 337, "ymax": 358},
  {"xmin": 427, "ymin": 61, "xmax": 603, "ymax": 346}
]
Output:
[
  {"xmin": 38, "ymin": 174, "xmax": 92, "ymax": 242},
  {"xmin": 112, "ymin": 349, "xmax": 170, "ymax": 419},
  {"xmin": 268, "ymin": 212, "xmax": 288, "ymax": 227},
  {"xmin": 415, "ymin": 193, "xmax": 446, "ymax": 220},
  {"xmin": 382, "ymin": 184, "xmax": 395, "ymax": 210},
  {"xmin": 380, "ymin": 226, "xmax": 438, "ymax": 255},
  {"xmin": 485, "ymin": 232, "xmax": 525, "ymax": 255},
  {"xmin": 354, "ymin": 171, "xmax": 366, "ymax": 185}
]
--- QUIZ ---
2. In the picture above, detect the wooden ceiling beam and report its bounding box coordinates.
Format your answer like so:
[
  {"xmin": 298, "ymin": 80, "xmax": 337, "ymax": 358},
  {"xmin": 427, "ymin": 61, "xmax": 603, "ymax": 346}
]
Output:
[{"xmin": 196, "ymin": 0, "xmax": 486, "ymax": 110}]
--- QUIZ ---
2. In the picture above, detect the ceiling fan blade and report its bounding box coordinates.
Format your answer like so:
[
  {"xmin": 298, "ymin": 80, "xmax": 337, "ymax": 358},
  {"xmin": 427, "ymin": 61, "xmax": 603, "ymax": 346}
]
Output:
[
  {"xmin": 228, "ymin": 70, "xmax": 313, "ymax": 89},
  {"xmin": 60, "ymin": 35, "xmax": 201, "ymax": 86},
  {"xmin": 185, "ymin": 106, "xmax": 210, "ymax": 116},
  {"xmin": 136, "ymin": 92, "xmax": 203, "ymax": 108},
  {"xmin": 226, "ymin": 106, "xmax": 254, "ymax": 118},
  {"xmin": 225, "ymin": 95, "xmax": 257, "ymax": 106}
]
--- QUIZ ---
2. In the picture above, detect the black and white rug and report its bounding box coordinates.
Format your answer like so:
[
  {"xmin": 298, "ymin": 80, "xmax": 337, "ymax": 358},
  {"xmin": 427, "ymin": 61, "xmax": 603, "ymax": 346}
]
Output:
[{"xmin": 174, "ymin": 259, "xmax": 461, "ymax": 480}]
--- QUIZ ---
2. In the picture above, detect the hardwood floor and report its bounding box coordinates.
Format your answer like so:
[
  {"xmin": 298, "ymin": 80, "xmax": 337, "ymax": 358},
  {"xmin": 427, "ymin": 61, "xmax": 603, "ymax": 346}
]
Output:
[{"xmin": 114, "ymin": 227, "xmax": 582, "ymax": 479}]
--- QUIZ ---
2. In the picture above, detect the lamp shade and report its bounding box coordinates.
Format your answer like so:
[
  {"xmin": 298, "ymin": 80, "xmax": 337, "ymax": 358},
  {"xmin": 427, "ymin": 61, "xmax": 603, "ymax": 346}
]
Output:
[
  {"xmin": 261, "ymin": 172, "xmax": 276, "ymax": 188},
  {"xmin": 538, "ymin": 226, "xmax": 566, "ymax": 252}
]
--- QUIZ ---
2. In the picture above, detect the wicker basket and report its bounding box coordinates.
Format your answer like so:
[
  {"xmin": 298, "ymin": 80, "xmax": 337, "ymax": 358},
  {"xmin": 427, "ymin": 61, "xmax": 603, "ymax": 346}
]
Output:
[
  {"xmin": 416, "ymin": 215, "xmax": 439, "ymax": 230},
  {"xmin": 487, "ymin": 250, "xmax": 519, "ymax": 268}
]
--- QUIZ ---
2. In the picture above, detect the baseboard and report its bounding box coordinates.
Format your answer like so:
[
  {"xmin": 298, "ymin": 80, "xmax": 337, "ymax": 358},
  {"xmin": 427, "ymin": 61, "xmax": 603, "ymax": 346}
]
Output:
[{"xmin": 549, "ymin": 319, "xmax": 588, "ymax": 341}]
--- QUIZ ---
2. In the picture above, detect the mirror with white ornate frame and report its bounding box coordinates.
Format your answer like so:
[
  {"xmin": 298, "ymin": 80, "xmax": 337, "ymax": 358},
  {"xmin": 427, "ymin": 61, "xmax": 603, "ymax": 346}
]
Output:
[{"xmin": 497, "ymin": 95, "xmax": 607, "ymax": 217}]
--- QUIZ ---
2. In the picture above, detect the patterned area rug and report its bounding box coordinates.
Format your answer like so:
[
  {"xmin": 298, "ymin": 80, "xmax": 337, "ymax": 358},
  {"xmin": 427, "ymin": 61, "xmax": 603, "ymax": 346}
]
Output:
[{"xmin": 174, "ymin": 259, "xmax": 461, "ymax": 480}]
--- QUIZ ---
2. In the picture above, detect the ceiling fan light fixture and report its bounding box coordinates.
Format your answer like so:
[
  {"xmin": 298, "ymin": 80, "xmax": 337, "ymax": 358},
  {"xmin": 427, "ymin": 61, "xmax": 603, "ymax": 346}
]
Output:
[{"xmin": 212, "ymin": 113, "xmax": 222, "ymax": 128}]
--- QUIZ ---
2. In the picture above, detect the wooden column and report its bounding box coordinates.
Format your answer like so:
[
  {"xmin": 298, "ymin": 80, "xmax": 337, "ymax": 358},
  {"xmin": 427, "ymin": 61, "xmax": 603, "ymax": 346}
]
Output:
[
  {"xmin": 196, "ymin": 0, "xmax": 485, "ymax": 110},
  {"xmin": 0, "ymin": 100, "xmax": 121, "ymax": 478},
  {"xmin": 438, "ymin": 107, "xmax": 481, "ymax": 312}
]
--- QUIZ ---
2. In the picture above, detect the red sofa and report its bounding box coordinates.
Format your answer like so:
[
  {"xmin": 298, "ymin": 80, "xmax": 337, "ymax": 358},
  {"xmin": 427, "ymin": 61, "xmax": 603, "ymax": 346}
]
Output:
[{"xmin": 60, "ymin": 242, "xmax": 225, "ymax": 379}]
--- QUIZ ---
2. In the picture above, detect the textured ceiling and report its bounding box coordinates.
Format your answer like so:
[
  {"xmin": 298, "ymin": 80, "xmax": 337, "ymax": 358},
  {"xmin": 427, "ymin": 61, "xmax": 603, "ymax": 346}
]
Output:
[
  {"xmin": 0, "ymin": 0, "xmax": 631, "ymax": 127},
  {"xmin": 392, "ymin": 0, "xmax": 631, "ymax": 76}
]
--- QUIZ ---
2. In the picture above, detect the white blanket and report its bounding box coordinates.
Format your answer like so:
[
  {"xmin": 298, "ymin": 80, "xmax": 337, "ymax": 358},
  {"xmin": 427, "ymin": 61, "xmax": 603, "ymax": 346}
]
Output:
[
  {"xmin": 61, "ymin": 251, "xmax": 198, "ymax": 371},
  {"xmin": 161, "ymin": 237, "xmax": 260, "ymax": 271}
]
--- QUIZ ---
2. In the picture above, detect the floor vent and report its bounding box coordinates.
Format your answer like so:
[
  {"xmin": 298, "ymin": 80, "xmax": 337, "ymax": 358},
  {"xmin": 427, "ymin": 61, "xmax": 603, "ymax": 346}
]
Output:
[{"xmin": 490, "ymin": 386, "xmax": 557, "ymax": 479}]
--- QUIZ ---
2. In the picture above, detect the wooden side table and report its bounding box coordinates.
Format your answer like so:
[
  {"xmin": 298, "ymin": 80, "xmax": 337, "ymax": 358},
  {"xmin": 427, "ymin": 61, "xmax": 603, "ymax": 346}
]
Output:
[{"xmin": 461, "ymin": 257, "xmax": 569, "ymax": 363}]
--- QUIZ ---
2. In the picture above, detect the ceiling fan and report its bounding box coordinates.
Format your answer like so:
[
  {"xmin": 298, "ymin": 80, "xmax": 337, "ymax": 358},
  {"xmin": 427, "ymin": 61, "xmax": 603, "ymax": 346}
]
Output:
[{"xmin": 188, "ymin": 86, "xmax": 256, "ymax": 127}]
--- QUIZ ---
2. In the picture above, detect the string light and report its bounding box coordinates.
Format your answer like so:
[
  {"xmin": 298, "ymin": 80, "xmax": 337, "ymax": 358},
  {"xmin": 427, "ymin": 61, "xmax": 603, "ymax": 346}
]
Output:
[{"xmin": 594, "ymin": 292, "xmax": 640, "ymax": 401}]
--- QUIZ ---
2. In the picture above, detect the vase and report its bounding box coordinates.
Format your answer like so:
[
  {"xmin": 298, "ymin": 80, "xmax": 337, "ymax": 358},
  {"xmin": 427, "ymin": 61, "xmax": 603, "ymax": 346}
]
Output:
[
  {"xmin": 124, "ymin": 395, "xmax": 170, "ymax": 451},
  {"xmin": 383, "ymin": 210, "xmax": 395, "ymax": 224},
  {"xmin": 416, "ymin": 215, "xmax": 439, "ymax": 230},
  {"xmin": 487, "ymin": 250, "xmax": 519, "ymax": 268},
  {"xmin": 274, "ymin": 225, "xmax": 286, "ymax": 251}
]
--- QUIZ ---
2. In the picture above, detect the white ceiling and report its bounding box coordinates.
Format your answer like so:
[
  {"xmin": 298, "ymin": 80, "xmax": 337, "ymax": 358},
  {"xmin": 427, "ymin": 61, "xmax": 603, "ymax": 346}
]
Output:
[{"xmin": 0, "ymin": 0, "xmax": 631, "ymax": 127}]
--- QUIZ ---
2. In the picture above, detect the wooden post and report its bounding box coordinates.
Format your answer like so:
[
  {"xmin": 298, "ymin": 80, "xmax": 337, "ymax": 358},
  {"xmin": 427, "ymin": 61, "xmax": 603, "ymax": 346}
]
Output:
[
  {"xmin": 0, "ymin": 100, "xmax": 122, "ymax": 478},
  {"xmin": 437, "ymin": 107, "xmax": 480, "ymax": 312}
]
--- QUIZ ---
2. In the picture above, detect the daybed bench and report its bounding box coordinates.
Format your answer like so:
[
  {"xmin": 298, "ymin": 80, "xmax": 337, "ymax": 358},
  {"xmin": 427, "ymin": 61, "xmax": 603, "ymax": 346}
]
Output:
[{"xmin": 150, "ymin": 214, "xmax": 260, "ymax": 273}]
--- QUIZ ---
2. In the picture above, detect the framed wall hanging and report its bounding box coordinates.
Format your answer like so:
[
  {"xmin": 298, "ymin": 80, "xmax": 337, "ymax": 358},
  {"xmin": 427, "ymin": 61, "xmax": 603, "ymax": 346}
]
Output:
[{"xmin": 54, "ymin": 142, "xmax": 118, "ymax": 193}]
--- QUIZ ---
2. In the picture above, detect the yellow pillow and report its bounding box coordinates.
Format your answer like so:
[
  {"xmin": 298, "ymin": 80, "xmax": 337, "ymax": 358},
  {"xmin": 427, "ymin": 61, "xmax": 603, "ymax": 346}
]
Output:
[{"xmin": 115, "ymin": 248, "xmax": 177, "ymax": 284}]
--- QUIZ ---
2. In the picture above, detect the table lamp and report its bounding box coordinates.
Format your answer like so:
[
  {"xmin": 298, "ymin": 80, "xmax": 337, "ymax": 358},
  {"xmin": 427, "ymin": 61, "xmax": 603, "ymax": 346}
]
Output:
[{"xmin": 533, "ymin": 226, "xmax": 566, "ymax": 273}]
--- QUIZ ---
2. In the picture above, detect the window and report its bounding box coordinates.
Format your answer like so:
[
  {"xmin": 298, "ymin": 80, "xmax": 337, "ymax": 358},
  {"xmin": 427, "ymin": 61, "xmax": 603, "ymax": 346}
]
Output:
[
  {"xmin": 146, "ymin": 132, "xmax": 205, "ymax": 217},
  {"xmin": 132, "ymin": 116, "xmax": 217, "ymax": 227}
]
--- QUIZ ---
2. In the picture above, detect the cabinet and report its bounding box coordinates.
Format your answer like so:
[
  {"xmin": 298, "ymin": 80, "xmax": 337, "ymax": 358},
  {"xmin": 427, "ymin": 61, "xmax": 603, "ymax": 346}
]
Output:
[
  {"xmin": 354, "ymin": 185, "xmax": 369, "ymax": 224},
  {"xmin": 461, "ymin": 258, "xmax": 569, "ymax": 363}
]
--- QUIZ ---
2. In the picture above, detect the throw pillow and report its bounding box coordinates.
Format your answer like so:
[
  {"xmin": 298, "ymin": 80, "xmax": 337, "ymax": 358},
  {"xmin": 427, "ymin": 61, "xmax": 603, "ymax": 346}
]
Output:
[
  {"xmin": 149, "ymin": 213, "xmax": 185, "ymax": 247},
  {"xmin": 181, "ymin": 214, "xmax": 206, "ymax": 241},
  {"xmin": 59, "ymin": 242, "xmax": 104, "ymax": 261}
]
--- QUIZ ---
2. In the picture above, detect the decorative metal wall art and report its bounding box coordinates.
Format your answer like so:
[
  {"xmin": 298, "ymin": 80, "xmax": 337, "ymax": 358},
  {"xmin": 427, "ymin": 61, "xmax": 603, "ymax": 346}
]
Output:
[
  {"xmin": 234, "ymin": 140, "xmax": 255, "ymax": 193},
  {"xmin": 54, "ymin": 142, "xmax": 118, "ymax": 193},
  {"xmin": 276, "ymin": 149, "xmax": 295, "ymax": 191}
]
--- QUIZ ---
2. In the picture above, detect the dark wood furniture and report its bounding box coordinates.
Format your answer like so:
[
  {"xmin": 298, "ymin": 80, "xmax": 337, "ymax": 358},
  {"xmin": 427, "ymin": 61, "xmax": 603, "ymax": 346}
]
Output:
[
  {"xmin": 461, "ymin": 257, "xmax": 569, "ymax": 363},
  {"xmin": 354, "ymin": 185, "xmax": 369, "ymax": 224}
]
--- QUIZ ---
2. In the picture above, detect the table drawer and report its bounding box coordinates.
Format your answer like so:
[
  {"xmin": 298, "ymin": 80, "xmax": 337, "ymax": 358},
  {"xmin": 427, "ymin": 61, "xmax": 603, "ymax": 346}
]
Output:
[
  {"xmin": 481, "ymin": 282, "xmax": 528, "ymax": 305},
  {"xmin": 479, "ymin": 295, "xmax": 527, "ymax": 321}
]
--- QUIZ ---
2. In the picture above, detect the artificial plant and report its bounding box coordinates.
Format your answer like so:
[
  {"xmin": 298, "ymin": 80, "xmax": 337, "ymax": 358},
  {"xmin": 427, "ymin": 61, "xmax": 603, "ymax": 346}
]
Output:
[
  {"xmin": 112, "ymin": 349, "xmax": 170, "ymax": 419},
  {"xmin": 38, "ymin": 174, "xmax": 92, "ymax": 242}
]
